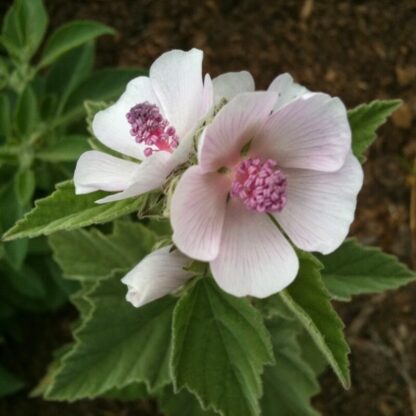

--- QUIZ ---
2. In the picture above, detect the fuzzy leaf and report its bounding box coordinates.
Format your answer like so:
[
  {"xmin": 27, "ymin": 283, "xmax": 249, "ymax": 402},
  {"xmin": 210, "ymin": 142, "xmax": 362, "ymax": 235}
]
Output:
[
  {"xmin": 171, "ymin": 277, "xmax": 274, "ymax": 416},
  {"xmin": 49, "ymin": 221, "xmax": 156, "ymax": 280},
  {"xmin": 319, "ymin": 239, "xmax": 416, "ymax": 301},
  {"xmin": 280, "ymin": 253, "xmax": 350, "ymax": 389},
  {"xmin": 45, "ymin": 278, "xmax": 174, "ymax": 400},
  {"xmin": 348, "ymin": 99, "xmax": 401, "ymax": 162},
  {"xmin": 3, "ymin": 181, "xmax": 143, "ymax": 241}
]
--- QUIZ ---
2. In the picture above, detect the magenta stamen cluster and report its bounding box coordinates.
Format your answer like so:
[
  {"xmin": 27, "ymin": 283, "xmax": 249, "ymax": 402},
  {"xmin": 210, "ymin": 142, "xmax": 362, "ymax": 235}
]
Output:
[
  {"xmin": 126, "ymin": 101, "xmax": 179, "ymax": 157},
  {"xmin": 231, "ymin": 158, "xmax": 288, "ymax": 213}
]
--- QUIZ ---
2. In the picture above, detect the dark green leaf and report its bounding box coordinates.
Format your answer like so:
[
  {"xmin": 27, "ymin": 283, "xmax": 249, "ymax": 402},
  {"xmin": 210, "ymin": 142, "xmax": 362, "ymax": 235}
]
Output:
[
  {"xmin": 36, "ymin": 135, "xmax": 90, "ymax": 162},
  {"xmin": 15, "ymin": 84, "xmax": 39, "ymax": 139},
  {"xmin": 0, "ymin": 365, "xmax": 24, "ymax": 397},
  {"xmin": 14, "ymin": 168, "xmax": 35, "ymax": 206}
]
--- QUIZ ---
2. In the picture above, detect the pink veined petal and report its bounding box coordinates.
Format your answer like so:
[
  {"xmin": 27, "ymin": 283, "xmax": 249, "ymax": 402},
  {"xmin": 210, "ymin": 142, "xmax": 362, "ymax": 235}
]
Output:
[
  {"xmin": 199, "ymin": 91, "xmax": 278, "ymax": 173},
  {"xmin": 274, "ymin": 153, "xmax": 363, "ymax": 255},
  {"xmin": 210, "ymin": 199, "xmax": 299, "ymax": 298},
  {"xmin": 253, "ymin": 92, "xmax": 351, "ymax": 172},
  {"xmin": 92, "ymin": 76, "xmax": 161, "ymax": 160},
  {"xmin": 121, "ymin": 246, "xmax": 193, "ymax": 308},
  {"xmin": 171, "ymin": 166, "xmax": 230, "ymax": 261},
  {"xmin": 212, "ymin": 71, "xmax": 255, "ymax": 103},
  {"xmin": 268, "ymin": 73, "xmax": 309, "ymax": 112},
  {"xmin": 74, "ymin": 150, "xmax": 139, "ymax": 195},
  {"xmin": 150, "ymin": 49, "xmax": 204, "ymax": 139},
  {"xmin": 96, "ymin": 151, "xmax": 174, "ymax": 203}
]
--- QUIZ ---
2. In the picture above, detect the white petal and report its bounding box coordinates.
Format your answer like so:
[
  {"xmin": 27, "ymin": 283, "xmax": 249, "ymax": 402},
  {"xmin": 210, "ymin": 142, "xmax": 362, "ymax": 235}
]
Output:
[
  {"xmin": 210, "ymin": 199, "xmax": 299, "ymax": 298},
  {"xmin": 92, "ymin": 76, "xmax": 160, "ymax": 160},
  {"xmin": 212, "ymin": 71, "xmax": 255, "ymax": 103},
  {"xmin": 199, "ymin": 91, "xmax": 277, "ymax": 172},
  {"xmin": 121, "ymin": 246, "xmax": 193, "ymax": 308},
  {"xmin": 201, "ymin": 73, "xmax": 214, "ymax": 115},
  {"xmin": 268, "ymin": 73, "xmax": 309, "ymax": 111},
  {"xmin": 254, "ymin": 92, "xmax": 351, "ymax": 172},
  {"xmin": 96, "ymin": 151, "xmax": 174, "ymax": 203},
  {"xmin": 275, "ymin": 153, "xmax": 363, "ymax": 254},
  {"xmin": 150, "ymin": 49, "xmax": 205, "ymax": 138},
  {"xmin": 74, "ymin": 150, "xmax": 139, "ymax": 194},
  {"xmin": 171, "ymin": 166, "xmax": 230, "ymax": 261}
]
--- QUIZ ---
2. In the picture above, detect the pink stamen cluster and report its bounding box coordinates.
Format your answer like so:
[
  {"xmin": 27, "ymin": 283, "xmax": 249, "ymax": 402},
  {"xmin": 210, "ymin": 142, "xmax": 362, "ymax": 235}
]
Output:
[
  {"xmin": 126, "ymin": 102, "xmax": 179, "ymax": 157},
  {"xmin": 231, "ymin": 158, "xmax": 288, "ymax": 213}
]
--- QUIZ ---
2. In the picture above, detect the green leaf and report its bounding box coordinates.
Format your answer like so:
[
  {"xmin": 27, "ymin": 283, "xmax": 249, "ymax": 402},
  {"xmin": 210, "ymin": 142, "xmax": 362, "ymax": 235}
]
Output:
[
  {"xmin": 14, "ymin": 168, "xmax": 35, "ymax": 206},
  {"xmin": 3, "ymin": 180, "xmax": 144, "ymax": 241},
  {"xmin": 0, "ymin": 365, "xmax": 24, "ymax": 397},
  {"xmin": 45, "ymin": 278, "xmax": 175, "ymax": 400},
  {"xmin": 49, "ymin": 221, "xmax": 156, "ymax": 281},
  {"xmin": 36, "ymin": 135, "xmax": 90, "ymax": 162},
  {"xmin": 39, "ymin": 20, "xmax": 115, "ymax": 68},
  {"xmin": 171, "ymin": 277, "xmax": 274, "ymax": 416},
  {"xmin": 15, "ymin": 84, "xmax": 39, "ymax": 139},
  {"xmin": 1, "ymin": 0, "xmax": 48, "ymax": 62},
  {"xmin": 45, "ymin": 43, "xmax": 94, "ymax": 115},
  {"xmin": 0, "ymin": 94, "xmax": 11, "ymax": 138},
  {"xmin": 102, "ymin": 382, "xmax": 149, "ymax": 401},
  {"xmin": 318, "ymin": 239, "xmax": 416, "ymax": 301},
  {"xmin": 348, "ymin": 100, "xmax": 402, "ymax": 162},
  {"xmin": 261, "ymin": 317, "xmax": 320, "ymax": 416},
  {"xmin": 280, "ymin": 252, "xmax": 350, "ymax": 389}
]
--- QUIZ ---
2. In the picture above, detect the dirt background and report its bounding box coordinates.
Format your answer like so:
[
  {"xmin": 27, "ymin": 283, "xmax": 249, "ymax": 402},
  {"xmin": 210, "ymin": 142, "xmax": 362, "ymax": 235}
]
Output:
[{"xmin": 1, "ymin": 0, "xmax": 416, "ymax": 415}]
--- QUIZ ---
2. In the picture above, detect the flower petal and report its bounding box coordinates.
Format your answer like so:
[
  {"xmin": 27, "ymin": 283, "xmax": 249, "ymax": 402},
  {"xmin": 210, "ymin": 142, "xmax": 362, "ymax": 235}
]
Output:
[
  {"xmin": 199, "ymin": 91, "xmax": 277, "ymax": 172},
  {"xmin": 210, "ymin": 199, "xmax": 299, "ymax": 298},
  {"xmin": 275, "ymin": 153, "xmax": 363, "ymax": 254},
  {"xmin": 202, "ymin": 73, "xmax": 214, "ymax": 115},
  {"xmin": 96, "ymin": 151, "xmax": 174, "ymax": 203},
  {"xmin": 121, "ymin": 246, "xmax": 193, "ymax": 308},
  {"xmin": 213, "ymin": 71, "xmax": 255, "ymax": 103},
  {"xmin": 254, "ymin": 92, "xmax": 351, "ymax": 172},
  {"xmin": 150, "ymin": 49, "xmax": 205, "ymax": 138},
  {"xmin": 92, "ymin": 76, "xmax": 160, "ymax": 160},
  {"xmin": 171, "ymin": 166, "xmax": 230, "ymax": 261},
  {"xmin": 74, "ymin": 150, "xmax": 139, "ymax": 194},
  {"xmin": 268, "ymin": 73, "xmax": 308, "ymax": 111}
]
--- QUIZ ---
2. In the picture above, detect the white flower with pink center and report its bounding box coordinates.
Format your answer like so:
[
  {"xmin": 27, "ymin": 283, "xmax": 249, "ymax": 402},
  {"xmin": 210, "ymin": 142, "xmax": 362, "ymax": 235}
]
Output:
[
  {"xmin": 169, "ymin": 89, "xmax": 363, "ymax": 298},
  {"xmin": 73, "ymin": 49, "xmax": 213, "ymax": 203}
]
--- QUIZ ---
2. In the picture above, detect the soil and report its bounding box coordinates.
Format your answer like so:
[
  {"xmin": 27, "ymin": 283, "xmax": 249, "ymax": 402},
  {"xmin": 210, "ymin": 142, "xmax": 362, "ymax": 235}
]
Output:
[{"xmin": 1, "ymin": 0, "xmax": 416, "ymax": 415}]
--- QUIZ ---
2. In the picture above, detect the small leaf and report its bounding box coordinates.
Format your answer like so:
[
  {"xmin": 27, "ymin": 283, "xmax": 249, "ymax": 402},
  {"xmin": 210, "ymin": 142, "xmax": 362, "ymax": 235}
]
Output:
[
  {"xmin": 318, "ymin": 239, "xmax": 416, "ymax": 301},
  {"xmin": 348, "ymin": 99, "xmax": 402, "ymax": 162},
  {"xmin": 280, "ymin": 252, "xmax": 350, "ymax": 388},
  {"xmin": 3, "ymin": 180, "xmax": 144, "ymax": 241},
  {"xmin": 0, "ymin": 365, "xmax": 24, "ymax": 397},
  {"xmin": 49, "ymin": 221, "xmax": 156, "ymax": 281},
  {"xmin": 45, "ymin": 278, "xmax": 175, "ymax": 400},
  {"xmin": 1, "ymin": 0, "xmax": 48, "ymax": 62},
  {"xmin": 39, "ymin": 21, "xmax": 115, "ymax": 68},
  {"xmin": 15, "ymin": 84, "xmax": 39, "ymax": 139},
  {"xmin": 171, "ymin": 277, "xmax": 274, "ymax": 416},
  {"xmin": 36, "ymin": 135, "xmax": 90, "ymax": 162},
  {"xmin": 14, "ymin": 168, "xmax": 35, "ymax": 206}
]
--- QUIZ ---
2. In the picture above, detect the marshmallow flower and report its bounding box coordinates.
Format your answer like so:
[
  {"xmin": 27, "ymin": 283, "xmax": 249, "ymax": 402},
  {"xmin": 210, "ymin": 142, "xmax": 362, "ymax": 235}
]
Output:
[
  {"xmin": 170, "ymin": 87, "xmax": 363, "ymax": 298},
  {"xmin": 74, "ymin": 49, "xmax": 213, "ymax": 203}
]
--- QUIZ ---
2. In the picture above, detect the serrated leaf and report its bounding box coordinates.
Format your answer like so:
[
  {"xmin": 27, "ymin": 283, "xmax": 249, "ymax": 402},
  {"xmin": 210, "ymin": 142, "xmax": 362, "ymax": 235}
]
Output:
[
  {"xmin": 318, "ymin": 239, "xmax": 416, "ymax": 301},
  {"xmin": 39, "ymin": 21, "xmax": 115, "ymax": 68},
  {"xmin": 3, "ymin": 180, "xmax": 144, "ymax": 241},
  {"xmin": 49, "ymin": 221, "xmax": 156, "ymax": 280},
  {"xmin": 280, "ymin": 252, "xmax": 350, "ymax": 389},
  {"xmin": 348, "ymin": 99, "xmax": 401, "ymax": 162},
  {"xmin": 36, "ymin": 135, "xmax": 90, "ymax": 162},
  {"xmin": 45, "ymin": 278, "xmax": 174, "ymax": 400},
  {"xmin": 171, "ymin": 277, "xmax": 274, "ymax": 416},
  {"xmin": 261, "ymin": 317, "xmax": 320, "ymax": 416}
]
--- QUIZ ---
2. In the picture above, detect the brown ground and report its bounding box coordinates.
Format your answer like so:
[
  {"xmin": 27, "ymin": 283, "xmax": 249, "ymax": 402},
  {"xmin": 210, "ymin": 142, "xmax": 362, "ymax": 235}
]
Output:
[{"xmin": 1, "ymin": 0, "xmax": 416, "ymax": 415}]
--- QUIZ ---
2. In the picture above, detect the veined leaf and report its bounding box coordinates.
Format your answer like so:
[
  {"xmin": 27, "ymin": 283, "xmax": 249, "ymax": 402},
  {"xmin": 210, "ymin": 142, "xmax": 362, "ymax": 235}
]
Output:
[{"xmin": 319, "ymin": 239, "xmax": 416, "ymax": 301}]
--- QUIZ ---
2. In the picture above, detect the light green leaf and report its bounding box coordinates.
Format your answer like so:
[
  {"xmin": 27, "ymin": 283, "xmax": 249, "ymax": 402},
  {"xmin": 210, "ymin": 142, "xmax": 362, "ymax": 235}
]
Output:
[
  {"xmin": 45, "ymin": 278, "xmax": 175, "ymax": 400},
  {"xmin": 14, "ymin": 168, "xmax": 35, "ymax": 206},
  {"xmin": 1, "ymin": 0, "xmax": 48, "ymax": 62},
  {"xmin": 0, "ymin": 365, "xmax": 24, "ymax": 397},
  {"xmin": 280, "ymin": 252, "xmax": 350, "ymax": 389},
  {"xmin": 49, "ymin": 221, "xmax": 156, "ymax": 280},
  {"xmin": 348, "ymin": 100, "xmax": 402, "ymax": 162},
  {"xmin": 319, "ymin": 239, "xmax": 416, "ymax": 301},
  {"xmin": 15, "ymin": 84, "xmax": 39, "ymax": 139},
  {"xmin": 171, "ymin": 277, "xmax": 274, "ymax": 416},
  {"xmin": 39, "ymin": 20, "xmax": 115, "ymax": 68},
  {"xmin": 3, "ymin": 180, "xmax": 144, "ymax": 241},
  {"xmin": 36, "ymin": 135, "xmax": 90, "ymax": 162}
]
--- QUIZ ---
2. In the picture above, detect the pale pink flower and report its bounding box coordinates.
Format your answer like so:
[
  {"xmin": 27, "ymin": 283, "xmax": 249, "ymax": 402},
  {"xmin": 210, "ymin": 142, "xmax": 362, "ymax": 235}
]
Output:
[
  {"xmin": 74, "ymin": 49, "xmax": 213, "ymax": 203},
  {"xmin": 170, "ymin": 86, "xmax": 363, "ymax": 298}
]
